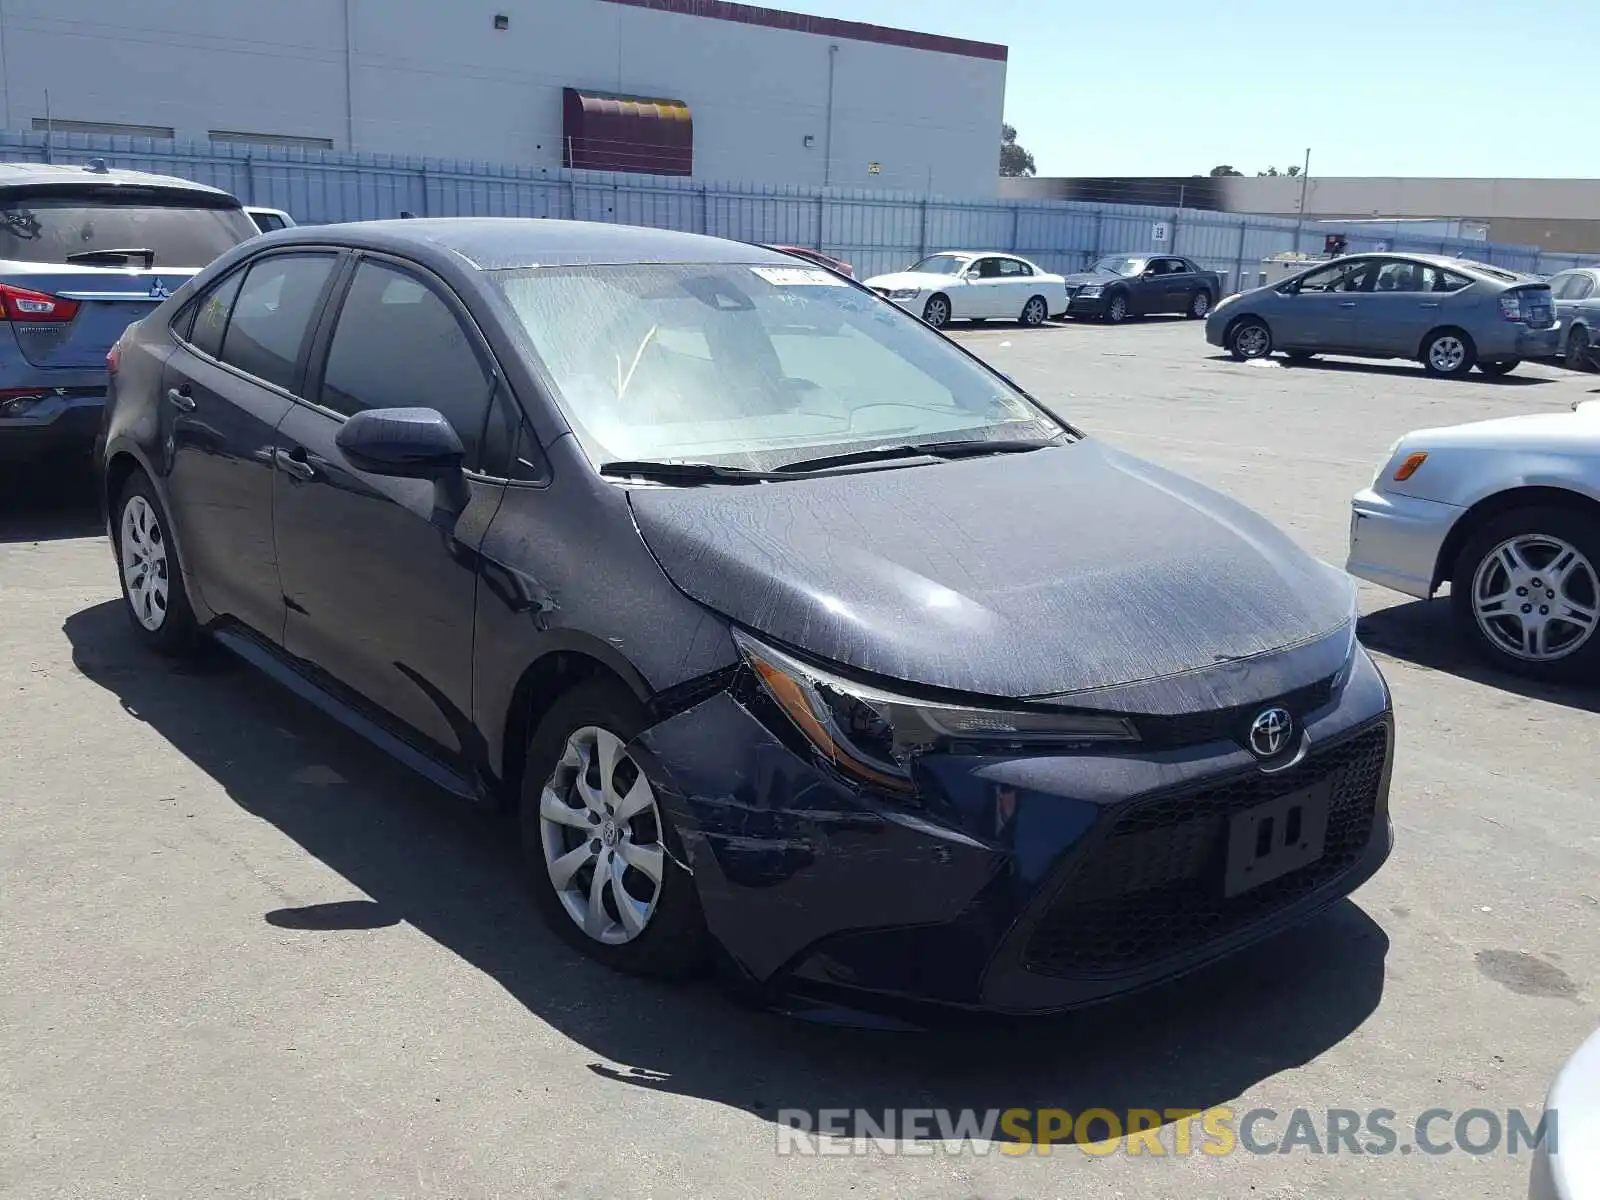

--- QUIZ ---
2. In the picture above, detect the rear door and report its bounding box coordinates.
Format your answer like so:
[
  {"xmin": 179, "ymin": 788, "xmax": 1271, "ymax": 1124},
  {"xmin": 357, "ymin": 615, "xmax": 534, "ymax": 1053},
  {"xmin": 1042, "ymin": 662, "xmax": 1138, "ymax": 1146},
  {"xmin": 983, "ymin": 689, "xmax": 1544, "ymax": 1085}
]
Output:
[
  {"xmin": 1349, "ymin": 258, "xmax": 1450, "ymax": 354},
  {"xmin": 160, "ymin": 249, "xmax": 343, "ymax": 640},
  {"xmin": 0, "ymin": 185, "xmax": 258, "ymax": 371},
  {"xmin": 1156, "ymin": 258, "xmax": 1199, "ymax": 313},
  {"xmin": 272, "ymin": 255, "xmax": 507, "ymax": 762}
]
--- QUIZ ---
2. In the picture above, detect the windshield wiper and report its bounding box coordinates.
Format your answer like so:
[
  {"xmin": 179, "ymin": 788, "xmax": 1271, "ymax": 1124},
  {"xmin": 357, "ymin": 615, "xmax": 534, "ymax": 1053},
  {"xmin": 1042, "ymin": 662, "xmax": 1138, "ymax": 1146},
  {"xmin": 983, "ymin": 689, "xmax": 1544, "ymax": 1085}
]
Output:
[
  {"xmin": 779, "ymin": 437, "xmax": 1060, "ymax": 474},
  {"xmin": 599, "ymin": 460, "xmax": 787, "ymax": 485},
  {"xmin": 65, "ymin": 247, "xmax": 157, "ymax": 267}
]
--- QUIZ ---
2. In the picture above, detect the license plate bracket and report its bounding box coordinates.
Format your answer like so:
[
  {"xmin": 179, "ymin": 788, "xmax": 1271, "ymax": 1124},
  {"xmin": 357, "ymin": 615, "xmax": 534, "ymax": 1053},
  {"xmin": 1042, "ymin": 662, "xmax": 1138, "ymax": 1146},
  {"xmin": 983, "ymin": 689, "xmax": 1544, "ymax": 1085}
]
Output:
[{"xmin": 1223, "ymin": 782, "xmax": 1331, "ymax": 898}]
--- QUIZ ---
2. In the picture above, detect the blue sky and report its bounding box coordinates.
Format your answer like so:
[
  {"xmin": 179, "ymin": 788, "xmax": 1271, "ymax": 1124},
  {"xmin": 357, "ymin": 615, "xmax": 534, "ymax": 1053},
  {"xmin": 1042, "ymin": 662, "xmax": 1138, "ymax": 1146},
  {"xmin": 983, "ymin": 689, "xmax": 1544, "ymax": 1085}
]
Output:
[{"xmin": 779, "ymin": 0, "xmax": 1580, "ymax": 178}]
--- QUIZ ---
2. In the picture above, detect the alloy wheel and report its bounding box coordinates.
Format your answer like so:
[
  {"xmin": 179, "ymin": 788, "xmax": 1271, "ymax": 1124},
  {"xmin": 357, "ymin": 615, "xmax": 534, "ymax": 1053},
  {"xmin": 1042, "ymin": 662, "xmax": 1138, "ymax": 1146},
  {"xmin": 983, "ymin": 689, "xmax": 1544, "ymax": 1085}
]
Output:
[
  {"xmin": 538, "ymin": 725, "xmax": 666, "ymax": 945},
  {"xmin": 1022, "ymin": 297, "xmax": 1047, "ymax": 326},
  {"xmin": 120, "ymin": 495, "xmax": 170, "ymax": 632},
  {"xmin": 1191, "ymin": 291, "xmax": 1211, "ymax": 317},
  {"xmin": 1233, "ymin": 322, "xmax": 1270, "ymax": 358},
  {"xmin": 1107, "ymin": 294, "xmax": 1128, "ymax": 322},
  {"xmin": 1471, "ymin": 534, "xmax": 1599, "ymax": 661},
  {"xmin": 1427, "ymin": 335, "xmax": 1467, "ymax": 374},
  {"xmin": 923, "ymin": 297, "xmax": 950, "ymax": 328}
]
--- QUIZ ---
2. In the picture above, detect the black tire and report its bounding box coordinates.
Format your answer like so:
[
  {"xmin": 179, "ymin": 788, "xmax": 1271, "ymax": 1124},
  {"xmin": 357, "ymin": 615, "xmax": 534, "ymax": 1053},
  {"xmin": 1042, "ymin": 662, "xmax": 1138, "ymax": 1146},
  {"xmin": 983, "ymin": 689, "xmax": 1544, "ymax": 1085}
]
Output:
[
  {"xmin": 1476, "ymin": 360, "xmax": 1520, "ymax": 377},
  {"xmin": 1450, "ymin": 505, "xmax": 1600, "ymax": 683},
  {"xmin": 1226, "ymin": 317, "xmax": 1272, "ymax": 360},
  {"xmin": 111, "ymin": 470, "xmax": 200, "ymax": 656},
  {"xmin": 1421, "ymin": 328, "xmax": 1476, "ymax": 378},
  {"xmin": 1019, "ymin": 295, "xmax": 1049, "ymax": 327},
  {"xmin": 1284, "ymin": 349, "xmax": 1317, "ymax": 363},
  {"xmin": 1104, "ymin": 290, "xmax": 1132, "ymax": 324},
  {"xmin": 921, "ymin": 294, "xmax": 952, "ymax": 329},
  {"xmin": 1186, "ymin": 290, "xmax": 1213, "ymax": 319},
  {"xmin": 519, "ymin": 678, "xmax": 709, "ymax": 980},
  {"xmin": 1565, "ymin": 325, "xmax": 1594, "ymax": 372}
]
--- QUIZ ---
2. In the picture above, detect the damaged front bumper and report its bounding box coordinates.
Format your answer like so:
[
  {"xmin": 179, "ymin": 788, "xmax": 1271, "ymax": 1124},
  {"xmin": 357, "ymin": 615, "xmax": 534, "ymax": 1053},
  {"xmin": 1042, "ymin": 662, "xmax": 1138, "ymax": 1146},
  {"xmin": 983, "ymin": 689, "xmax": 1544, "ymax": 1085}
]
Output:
[{"xmin": 630, "ymin": 646, "xmax": 1395, "ymax": 1017}]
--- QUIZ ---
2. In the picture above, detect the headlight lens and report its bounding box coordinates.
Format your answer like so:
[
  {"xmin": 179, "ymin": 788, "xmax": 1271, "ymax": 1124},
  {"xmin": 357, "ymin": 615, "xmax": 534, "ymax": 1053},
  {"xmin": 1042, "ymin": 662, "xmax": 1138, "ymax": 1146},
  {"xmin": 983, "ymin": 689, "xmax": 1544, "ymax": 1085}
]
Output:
[
  {"xmin": 733, "ymin": 630, "xmax": 1138, "ymax": 792},
  {"xmin": 1079, "ymin": 284, "xmax": 1103, "ymax": 297},
  {"xmin": 888, "ymin": 287, "xmax": 921, "ymax": 301},
  {"xmin": 1212, "ymin": 292, "xmax": 1238, "ymax": 313}
]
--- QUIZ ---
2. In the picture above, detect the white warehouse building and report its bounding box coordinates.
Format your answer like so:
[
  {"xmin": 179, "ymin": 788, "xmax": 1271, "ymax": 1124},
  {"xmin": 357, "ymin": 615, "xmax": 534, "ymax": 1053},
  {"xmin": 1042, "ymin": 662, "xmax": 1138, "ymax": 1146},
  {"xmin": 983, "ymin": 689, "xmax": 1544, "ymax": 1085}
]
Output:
[{"xmin": 0, "ymin": 0, "xmax": 1008, "ymax": 197}]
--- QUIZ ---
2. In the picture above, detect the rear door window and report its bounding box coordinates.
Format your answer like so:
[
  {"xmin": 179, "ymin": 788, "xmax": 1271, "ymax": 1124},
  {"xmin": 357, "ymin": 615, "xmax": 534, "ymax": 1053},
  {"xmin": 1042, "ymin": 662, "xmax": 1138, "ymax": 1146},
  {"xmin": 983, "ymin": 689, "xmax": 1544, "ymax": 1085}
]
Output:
[
  {"xmin": 185, "ymin": 269, "xmax": 246, "ymax": 359},
  {"xmin": 217, "ymin": 254, "xmax": 338, "ymax": 391},
  {"xmin": 0, "ymin": 188, "xmax": 259, "ymax": 268},
  {"xmin": 1574, "ymin": 275, "xmax": 1597, "ymax": 301}
]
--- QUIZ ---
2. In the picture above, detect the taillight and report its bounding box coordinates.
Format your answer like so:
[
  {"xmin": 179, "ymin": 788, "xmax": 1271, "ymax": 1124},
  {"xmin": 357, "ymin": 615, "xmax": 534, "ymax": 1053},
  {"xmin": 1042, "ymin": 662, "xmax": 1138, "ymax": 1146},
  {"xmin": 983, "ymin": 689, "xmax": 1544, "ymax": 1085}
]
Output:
[
  {"xmin": 0, "ymin": 283, "xmax": 79, "ymax": 322},
  {"xmin": 106, "ymin": 342, "xmax": 120, "ymax": 374},
  {"xmin": 1498, "ymin": 293, "xmax": 1524, "ymax": 322}
]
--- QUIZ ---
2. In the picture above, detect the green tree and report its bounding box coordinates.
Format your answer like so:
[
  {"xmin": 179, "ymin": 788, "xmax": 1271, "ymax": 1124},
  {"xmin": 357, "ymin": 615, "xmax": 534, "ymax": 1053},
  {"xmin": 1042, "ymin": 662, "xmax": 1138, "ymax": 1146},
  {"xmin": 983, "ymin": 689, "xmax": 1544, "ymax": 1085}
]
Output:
[
  {"xmin": 1000, "ymin": 123, "xmax": 1036, "ymax": 178},
  {"xmin": 1208, "ymin": 165, "xmax": 1243, "ymax": 177}
]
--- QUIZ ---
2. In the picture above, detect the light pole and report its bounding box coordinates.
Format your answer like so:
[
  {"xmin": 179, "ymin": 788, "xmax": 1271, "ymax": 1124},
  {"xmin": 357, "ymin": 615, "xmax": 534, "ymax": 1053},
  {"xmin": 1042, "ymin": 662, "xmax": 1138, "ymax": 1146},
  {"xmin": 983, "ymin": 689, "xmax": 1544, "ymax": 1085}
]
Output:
[{"xmin": 1294, "ymin": 147, "xmax": 1311, "ymax": 250}]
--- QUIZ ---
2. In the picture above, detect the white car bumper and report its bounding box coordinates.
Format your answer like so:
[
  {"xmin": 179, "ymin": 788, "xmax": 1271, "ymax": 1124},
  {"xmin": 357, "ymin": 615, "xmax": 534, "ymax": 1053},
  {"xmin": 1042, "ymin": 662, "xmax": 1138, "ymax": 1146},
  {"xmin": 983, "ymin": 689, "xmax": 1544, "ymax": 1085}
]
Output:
[
  {"xmin": 1530, "ymin": 1024, "xmax": 1600, "ymax": 1200},
  {"xmin": 1346, "ymin": 487, "xmax": 1463, "ymax": 599}
]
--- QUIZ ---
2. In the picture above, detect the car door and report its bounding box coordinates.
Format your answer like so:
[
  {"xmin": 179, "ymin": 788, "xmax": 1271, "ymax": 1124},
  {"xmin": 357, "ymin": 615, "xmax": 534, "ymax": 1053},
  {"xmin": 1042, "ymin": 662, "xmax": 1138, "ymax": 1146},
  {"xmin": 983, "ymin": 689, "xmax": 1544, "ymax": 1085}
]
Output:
[
  {"xmin": 271, "ymin": 254, "xmax": 508, "ymax": 764},
  {"xmin": 160, "ymin": 250, "xmax": 342, "ymax": 641},
  {"xmin": 1273, "ymin": 258, "xmax": 1376, "ymax": 349},
  {"xmin": 1126, "ymin": 258, "xmax": 1168, "ymax": 314},
  {"xmin": 993, "ymin": 257, "xmax": 1034, "ymax": 318},
  {"xmin": 1156, "ymin": 258, "xmax": 1198, "ymax": 313},
  {"xmin": 1347, "ymin": 258, "xmax": 1447, "ymax": 354},
  {"xmin": 959, "ymin": 257, "xmax": 1010, "ymax": 318}
]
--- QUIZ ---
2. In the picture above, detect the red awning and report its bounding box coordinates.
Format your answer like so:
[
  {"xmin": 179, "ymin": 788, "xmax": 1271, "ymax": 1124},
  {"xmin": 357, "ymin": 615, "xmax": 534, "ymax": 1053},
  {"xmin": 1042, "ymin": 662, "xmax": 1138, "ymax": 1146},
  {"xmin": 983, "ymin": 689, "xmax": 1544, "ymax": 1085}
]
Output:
[{"xmin": 562, "ymin": 88, "xmax": 693, "ymax": 177}]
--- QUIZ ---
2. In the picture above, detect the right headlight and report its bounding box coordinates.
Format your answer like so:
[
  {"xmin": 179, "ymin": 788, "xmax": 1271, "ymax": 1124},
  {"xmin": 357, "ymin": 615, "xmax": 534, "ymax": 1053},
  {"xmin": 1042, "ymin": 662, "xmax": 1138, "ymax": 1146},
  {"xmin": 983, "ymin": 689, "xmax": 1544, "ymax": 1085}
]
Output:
[
  {"xmin": 888, "ymin": 287, "xmax": 922, "ymax": 301},
  {"xmin": 733, "ymin": 629, "xmax": 1138, "ymax": 792},
  {"xmin": 1078, "ymin": 284, "xmax": 1104, "ymax": 297}
]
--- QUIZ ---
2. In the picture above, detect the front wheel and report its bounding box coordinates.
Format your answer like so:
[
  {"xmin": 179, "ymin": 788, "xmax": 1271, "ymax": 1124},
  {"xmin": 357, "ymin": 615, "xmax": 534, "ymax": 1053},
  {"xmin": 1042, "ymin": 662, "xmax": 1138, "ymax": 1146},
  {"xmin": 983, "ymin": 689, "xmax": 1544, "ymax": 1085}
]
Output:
[
  {"xmin": 1104, "ymin": 291, "xmax": 1131, "ymax": 324},
  {"xmin": 520, "ymin": 678, "xmax": 709, "ymax": 980},
  {"xmin": 1019, "ymin": 295, "xmax": 1049, "ymax": 327},
  {"xmin": 113, "ymin": 471, "xmax": 200, "ymax": 656},
  {"xmin": 1187, "ymin": 290, "xmax": 1212, "ymax": 319},
  {"xmin": 1476, "ymin": 360, "xmax": 1520, "ymax": 377},
  {"xmin": 1227, "ymin": 318, "xmax": 1272, "ymax": 360},
  {"xmin": 1451, "ymin": 506, "xmax": 1600, "ymax": 682},
  {"xmin": 1565, "ymin": 326, "xmax": 1594, "ymax": 372},
  {"xmin": 921, "ymin": 294, "xmax": 951, "ymax": 329},
  {"xmin": 1422, "ymin": 329, "xmax": 1476, "ymax": 377}
]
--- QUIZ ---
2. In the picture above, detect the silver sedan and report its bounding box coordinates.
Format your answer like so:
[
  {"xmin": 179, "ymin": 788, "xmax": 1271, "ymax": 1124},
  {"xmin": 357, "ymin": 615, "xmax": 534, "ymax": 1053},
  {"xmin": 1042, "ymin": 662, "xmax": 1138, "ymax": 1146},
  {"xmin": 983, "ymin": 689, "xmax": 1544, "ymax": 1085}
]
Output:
[
  {"xmin": 1346, "ymin": 400, "xmax": 1600, "ymax": 681},
  {"xmin": 1208, "ymin": 253, "xmax": 1562, "ymax": 378}
]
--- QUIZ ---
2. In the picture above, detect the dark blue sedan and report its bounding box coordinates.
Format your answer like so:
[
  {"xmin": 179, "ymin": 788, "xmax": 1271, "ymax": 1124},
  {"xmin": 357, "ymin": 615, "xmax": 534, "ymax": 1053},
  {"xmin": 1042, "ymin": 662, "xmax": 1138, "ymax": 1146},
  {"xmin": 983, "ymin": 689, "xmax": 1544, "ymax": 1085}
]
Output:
[{"xmin": 99, "ymin": 218, "xmax": 1394, "ymax": 1017}]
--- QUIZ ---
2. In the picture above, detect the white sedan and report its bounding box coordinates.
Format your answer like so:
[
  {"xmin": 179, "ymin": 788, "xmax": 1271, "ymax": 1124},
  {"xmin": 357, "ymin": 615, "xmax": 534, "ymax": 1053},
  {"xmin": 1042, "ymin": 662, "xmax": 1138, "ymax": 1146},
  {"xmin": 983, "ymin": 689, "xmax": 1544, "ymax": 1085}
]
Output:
[
  {"xmin": 1346, "ymin": 399, "xmax": 1600, "ymax": 681},
  {"xmin": 863, "ymin": 252, "xmax": 1068, "ymax": 329}
]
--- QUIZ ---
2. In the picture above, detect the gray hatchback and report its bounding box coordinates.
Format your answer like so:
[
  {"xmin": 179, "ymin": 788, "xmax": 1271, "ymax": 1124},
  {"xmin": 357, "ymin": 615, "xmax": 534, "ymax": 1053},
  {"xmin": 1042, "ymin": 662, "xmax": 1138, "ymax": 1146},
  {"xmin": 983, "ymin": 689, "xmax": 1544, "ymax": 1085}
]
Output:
[
  {"xmin": 1206, "ymin": 253, "xmax": 1561, "ymax": 378},
  {"xmin": 0, "ymin": 160, "xmax": 258, "ymax": 465}
]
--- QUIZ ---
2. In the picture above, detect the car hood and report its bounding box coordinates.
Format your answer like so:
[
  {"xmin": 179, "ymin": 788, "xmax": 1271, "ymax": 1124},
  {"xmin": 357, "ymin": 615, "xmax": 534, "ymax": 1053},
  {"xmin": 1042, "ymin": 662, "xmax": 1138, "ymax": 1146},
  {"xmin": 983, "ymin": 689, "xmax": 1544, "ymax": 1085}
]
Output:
[
  {"xmin": 1063, "ymin": 270, "xmax": 1125, "ymax": 286},
  {"xmin": 862, "ymin": 271, "xmax": 951, "ymax": 291},
  {"xmin": 627, "ymin": 439, "xmax": 1353, "ymax": 700}
]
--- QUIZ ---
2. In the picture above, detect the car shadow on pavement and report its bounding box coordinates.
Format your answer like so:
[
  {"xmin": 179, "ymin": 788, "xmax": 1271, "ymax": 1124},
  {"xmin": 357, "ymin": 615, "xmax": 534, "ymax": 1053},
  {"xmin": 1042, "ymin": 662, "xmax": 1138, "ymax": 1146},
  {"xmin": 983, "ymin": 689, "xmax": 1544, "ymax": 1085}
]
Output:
[
  {"xmin": 1360, "ymin": 598, "xmax": 1600, "ymax": 714},
  {"xmin": 1202, "ymin": 354, "xmax": 1554, "ymax": 384},
  {"xmin": 64, "ymin": 599, "xmax": 1391, "ymax": 1144},
  {"xmin": 0, "ymin": 458, "xmax": 101, "ymax": 544}
]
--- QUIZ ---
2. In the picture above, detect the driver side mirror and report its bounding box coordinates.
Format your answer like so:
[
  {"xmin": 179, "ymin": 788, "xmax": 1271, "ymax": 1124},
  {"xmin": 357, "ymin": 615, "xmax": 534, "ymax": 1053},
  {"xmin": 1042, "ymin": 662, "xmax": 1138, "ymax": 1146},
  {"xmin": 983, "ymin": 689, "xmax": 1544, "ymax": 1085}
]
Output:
[{"xmin": 336, "ymin": 407, "xmax": 464, "ymax": 480}]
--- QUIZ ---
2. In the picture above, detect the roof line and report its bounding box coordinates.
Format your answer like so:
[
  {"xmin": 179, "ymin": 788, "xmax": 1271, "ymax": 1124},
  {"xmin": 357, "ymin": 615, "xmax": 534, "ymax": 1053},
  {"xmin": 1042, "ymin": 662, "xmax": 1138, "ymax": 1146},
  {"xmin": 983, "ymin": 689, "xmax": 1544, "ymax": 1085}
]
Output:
[{"xmin": 595, "ymin": 0, "xmax": 1008, "ymax": 61}]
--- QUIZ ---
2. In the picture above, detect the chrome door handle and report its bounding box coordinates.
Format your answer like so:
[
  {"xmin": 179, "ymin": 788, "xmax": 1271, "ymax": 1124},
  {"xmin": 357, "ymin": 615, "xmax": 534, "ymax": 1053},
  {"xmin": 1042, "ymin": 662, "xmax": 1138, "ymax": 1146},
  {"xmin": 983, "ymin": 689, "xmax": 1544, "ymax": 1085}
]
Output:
[
  {"xmin": 1419, "ymin": 302, "xmax": 1440, "ymax": 308},
  {"xmin": 274, "ymin": 447, "xmax": 316, "ymax": 482},
  {"xmin": 166, "ymin": 386, "xmax": 196, "ymax": 412}
]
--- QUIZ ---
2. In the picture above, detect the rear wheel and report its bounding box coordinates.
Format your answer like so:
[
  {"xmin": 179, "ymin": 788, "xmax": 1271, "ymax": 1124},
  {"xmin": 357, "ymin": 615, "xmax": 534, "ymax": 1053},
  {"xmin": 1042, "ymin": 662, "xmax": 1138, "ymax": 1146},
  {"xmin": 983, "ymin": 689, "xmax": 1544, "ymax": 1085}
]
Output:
[
  {"xmin": 1187, "ymin": 290, "xmax": 1212, "ymax": 319},
  {"xmin": 1422, "ymin": 328, "xmax": 1476, "ymax": 377},
  {"xmin": 1227, "ymin": 317, "xmax": 1272, "ymax": 360},
  {"xmin": 1451, "ymin": 506, "xmax": 1600, "ymax": 682},
  {"xmin": 112, "ymin": 471, "xmax": 199, "ymax": 656},
  {"xmin": 1565, "ymin": 325, "xmax": 1594, "ymax": 372},
  {"xmin": 1476, "ymin": 360, "xmax": 1520, "ymax": 377},
  {"xmin": 519, "ymin": 679, "xmax": 709, "ymax": 980},
  {"xmin": 1019, "ymin": 295, "xmax": 1049, "ymax": 327}
]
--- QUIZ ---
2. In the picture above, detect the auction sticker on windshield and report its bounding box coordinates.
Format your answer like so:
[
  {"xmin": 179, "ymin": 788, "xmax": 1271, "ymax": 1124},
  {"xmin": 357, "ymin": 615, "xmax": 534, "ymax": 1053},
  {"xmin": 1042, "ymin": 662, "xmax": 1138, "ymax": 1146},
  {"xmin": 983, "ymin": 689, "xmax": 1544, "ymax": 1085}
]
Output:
[{"xmin": 750, "ymin": 266, "xmax": 848, "ymax": 286}]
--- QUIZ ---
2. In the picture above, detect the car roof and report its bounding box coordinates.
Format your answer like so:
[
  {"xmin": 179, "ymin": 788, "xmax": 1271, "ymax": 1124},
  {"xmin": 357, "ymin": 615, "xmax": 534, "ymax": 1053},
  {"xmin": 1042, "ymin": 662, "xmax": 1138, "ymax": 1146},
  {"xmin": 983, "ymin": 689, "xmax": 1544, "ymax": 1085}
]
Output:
[
  {"xmin": 263, "ymin": 217, "xmax": 803, "ymax": 271},
  {"xmin": 0, "ymin": 159, "xmax": 235, "ymax": 198}
]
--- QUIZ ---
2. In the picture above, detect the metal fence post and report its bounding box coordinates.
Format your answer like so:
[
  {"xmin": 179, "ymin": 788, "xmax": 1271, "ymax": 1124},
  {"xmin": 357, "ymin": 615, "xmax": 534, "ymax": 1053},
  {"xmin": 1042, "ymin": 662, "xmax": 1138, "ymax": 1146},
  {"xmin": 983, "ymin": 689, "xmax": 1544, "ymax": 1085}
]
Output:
[
  {"xmin": 918, "ymin": 198, "xmax": 928, "ymax": 259},
  {"xmin": 244, "ymin": 151, "xmax": 257, "ymax": 205},
  {"xmin": 1234, "ymin": 221, "xmax": 1248, "ymax": 294},
  {"xmin": 699, "ymin": 185, "xmax": 709, "ymax": 235},
  {"xmin": 417, "ymin": 166, "xmax": 430, "ymax": 217},
  {"xmin": 1092, "ymin": 212, "xmax": 1103, "ymax": 261},
  {"xmin": 1010, "ymin": 205, "xmax": 1020, "ymax": 255}
]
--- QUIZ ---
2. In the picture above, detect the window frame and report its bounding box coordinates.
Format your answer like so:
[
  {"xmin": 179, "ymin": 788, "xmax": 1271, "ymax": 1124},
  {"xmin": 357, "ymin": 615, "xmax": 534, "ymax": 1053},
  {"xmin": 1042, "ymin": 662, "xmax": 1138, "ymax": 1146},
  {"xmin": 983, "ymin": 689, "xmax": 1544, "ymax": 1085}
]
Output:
[
  {"xmin": 301, "ymin": 250, "xmax": 540, "ymax": 483},
  {"xmin": 170, "ymin": 247, "xmax": 345, "ymax": 399},
  {"xmin": 1574, "ymin": 274, "xmax": 1597, "ymax": 301}
]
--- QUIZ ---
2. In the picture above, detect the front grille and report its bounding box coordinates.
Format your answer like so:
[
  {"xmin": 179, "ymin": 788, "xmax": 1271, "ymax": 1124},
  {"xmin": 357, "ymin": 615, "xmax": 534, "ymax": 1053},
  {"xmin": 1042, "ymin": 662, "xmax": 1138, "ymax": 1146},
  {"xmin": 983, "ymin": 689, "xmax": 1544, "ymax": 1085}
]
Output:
[
  {"xmin": 1131, "ymin": 673, "xmax": 1338, "ymax": 750},
  {"xmin": 1021, "ymin": 723, "xmax": 1388, "ymax": 978}
]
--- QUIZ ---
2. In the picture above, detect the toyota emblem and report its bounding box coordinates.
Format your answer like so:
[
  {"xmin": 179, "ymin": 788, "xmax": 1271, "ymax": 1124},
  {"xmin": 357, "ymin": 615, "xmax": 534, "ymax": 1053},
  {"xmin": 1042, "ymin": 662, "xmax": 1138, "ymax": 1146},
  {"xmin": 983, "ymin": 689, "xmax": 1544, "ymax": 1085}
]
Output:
[{"xmin": 1248, "ymin": 707, "xmax": 1293, "ymax": 758}]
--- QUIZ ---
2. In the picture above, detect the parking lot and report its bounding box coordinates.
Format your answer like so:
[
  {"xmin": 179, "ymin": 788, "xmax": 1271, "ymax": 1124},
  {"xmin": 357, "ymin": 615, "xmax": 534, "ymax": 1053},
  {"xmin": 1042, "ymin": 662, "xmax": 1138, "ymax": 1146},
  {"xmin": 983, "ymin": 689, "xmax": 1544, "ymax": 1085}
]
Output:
[{"xmin": 4, "ymin": 316, "xmax": 1597, "ymax": 1200}]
